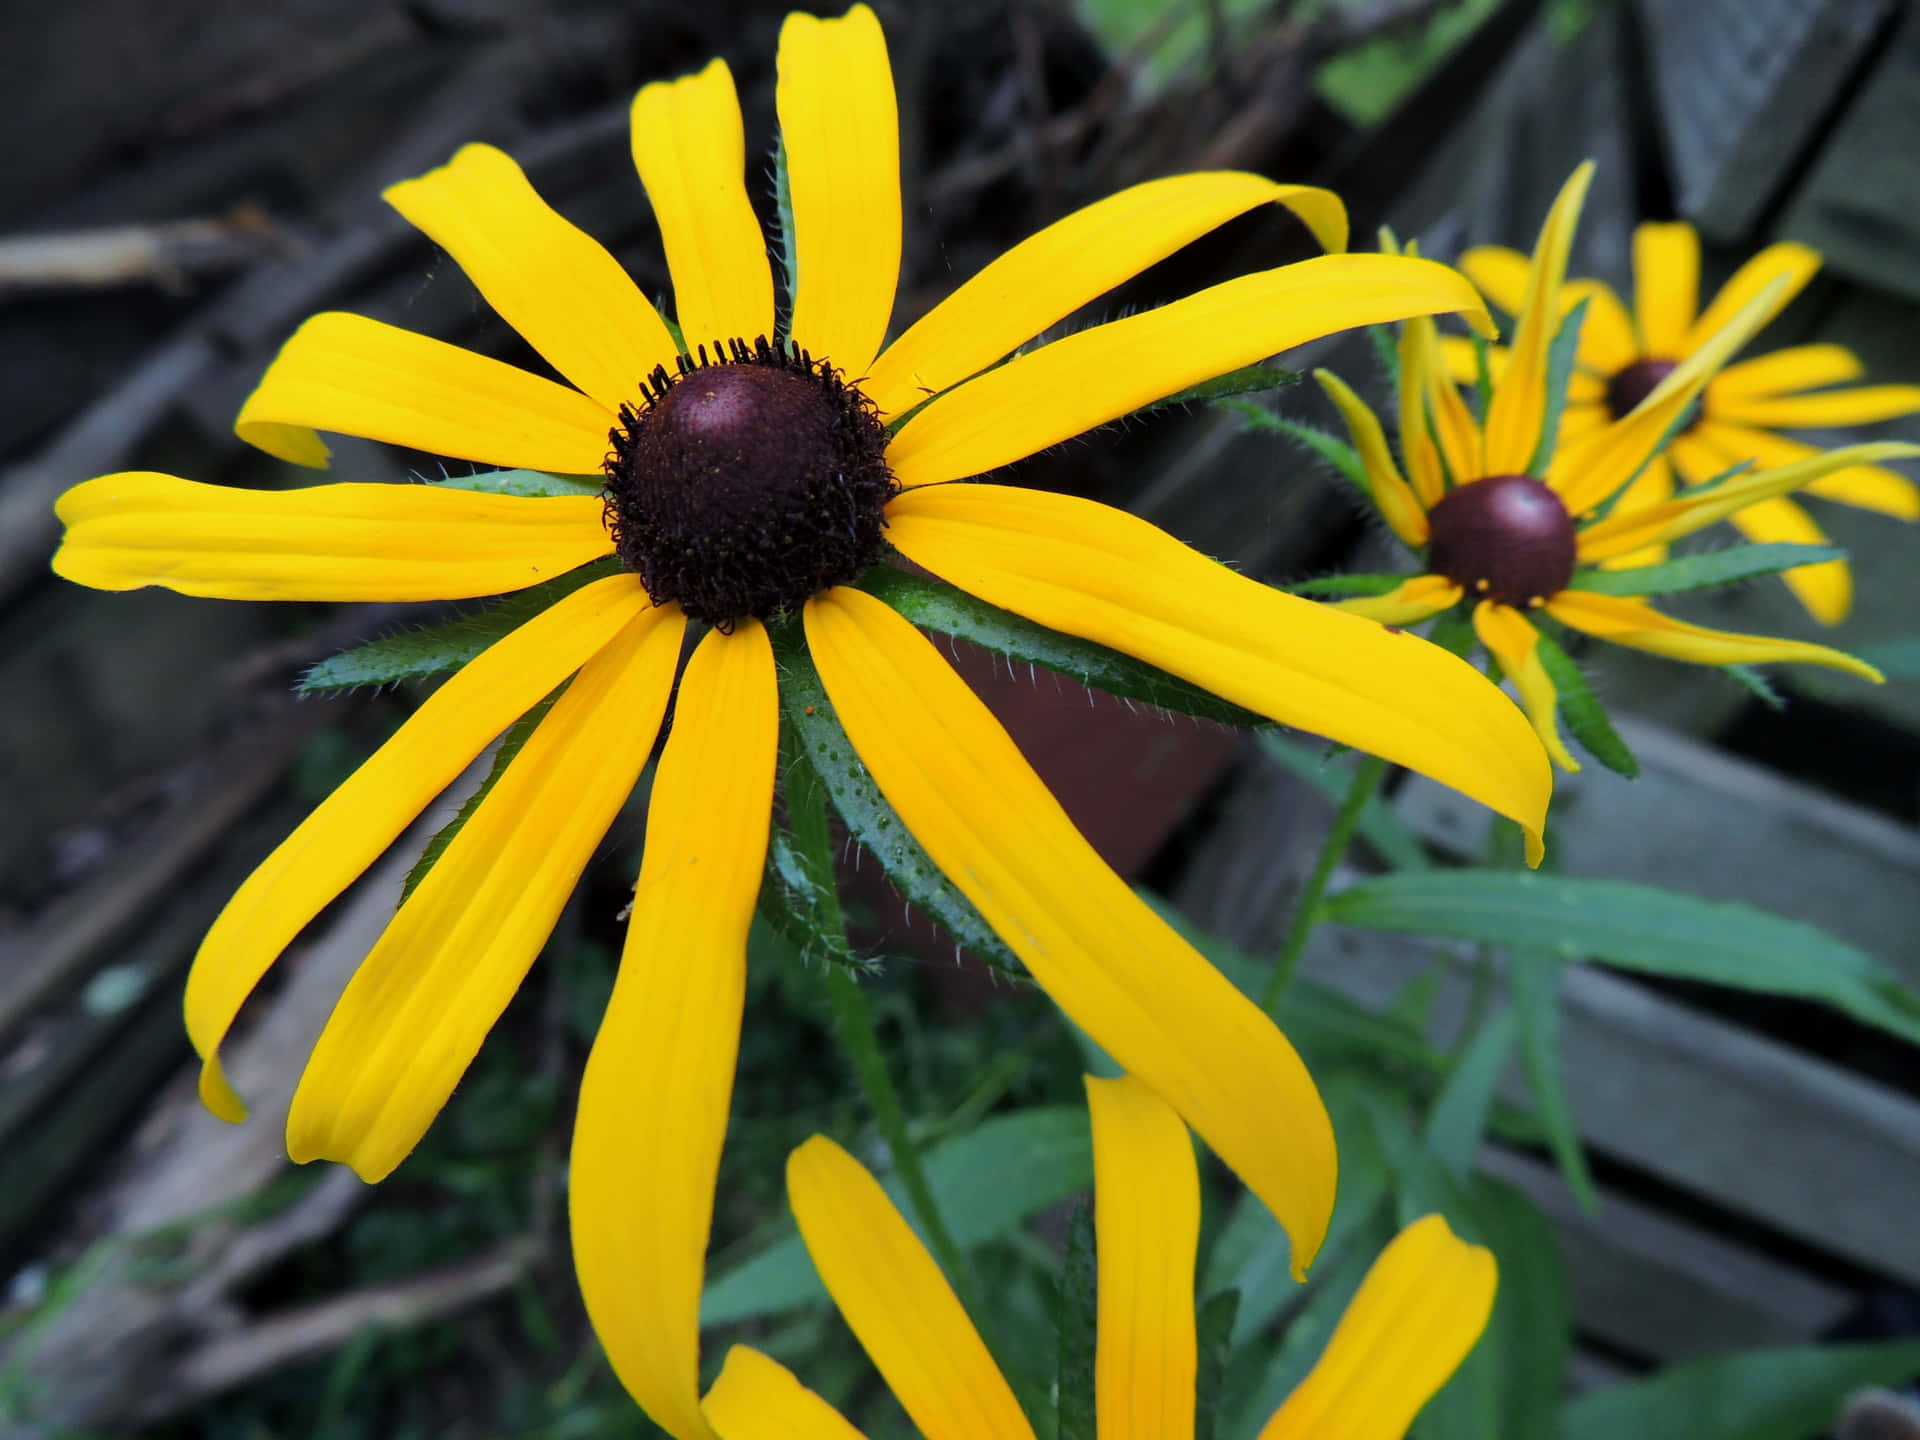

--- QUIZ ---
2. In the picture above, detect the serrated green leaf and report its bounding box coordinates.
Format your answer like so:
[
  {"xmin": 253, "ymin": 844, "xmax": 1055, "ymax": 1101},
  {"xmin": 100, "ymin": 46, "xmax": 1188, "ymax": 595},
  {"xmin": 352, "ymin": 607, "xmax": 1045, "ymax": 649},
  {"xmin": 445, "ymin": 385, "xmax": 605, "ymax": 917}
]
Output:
[
  {"xmin": 1256, "ymin": 731, "xmax": 1431, "ymax": 871},
  {"xmin": 1424, "ymin": 1008, "xmax": 1515, "ymax": 1180},
  {"xmin": 1508, "ymin": 952, "xmax": 1597, "ymax": 1212},
  {"xmin": 1528, "ymin": 296, "xmax": 1589, "ymax": 476},
  {"xmin": 1219, "ymin": 400, "xmax": 1371, "ymax": 493},
  {"xmin": 1567, "ymin": 543, "xmax": 1846, "ymax": 597},
  {"xmin": 1146, "ymin": 362, "xmax": 1299, "ymax": 413},
  {"xmin": 856, "ymin": 564, "xmax": 1265, "ymax": 728},
  {"xmin": 1194, "ymin": 1288, "xmax": 1240, "ymax": 1440},
  {"xmin": 1469, "ymin": 334, "xmax": 1495, "ymax": 422},
  {"xmin": 773, "ymin": 135, "xmax": 797, "ymax": 334},
  {"xmin": 1055, "ymin": 1201, "xmax": 1097, "ymax": 1440},
  {"xmin": 1368, "ymin": 322, "xmax": 1401, "ymax": 388},
  {"xmin": 755, "ymin": 831, "xmax": 878, "ymax": 976},
  {"xmin": 1279, "ymin": 572, "xmax": 1412, "ymax": 599},
  {"xmin": 433, "ymin": 469, "xmax": 604, "ymax": 498},
  {"xmin": 1722, "ymin": 662, "xmax": 1786, "ymax": 710},
  {"xmin": 401, "ymin": 692, "xmax": 558, "ymax": 904},
  {"xmin": 1531, "ymin": 625, "xmax": 1638, "ymax": 777},
  {"xmin": 1325, "ymin": 870, "xmax": 1920, "ymax": 1047}
]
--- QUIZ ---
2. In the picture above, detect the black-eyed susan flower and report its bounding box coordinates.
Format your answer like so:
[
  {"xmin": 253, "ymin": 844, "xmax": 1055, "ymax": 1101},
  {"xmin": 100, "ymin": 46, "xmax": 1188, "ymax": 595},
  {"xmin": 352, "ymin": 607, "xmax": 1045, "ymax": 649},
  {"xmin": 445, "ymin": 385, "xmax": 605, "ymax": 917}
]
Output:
[
  {"xmin": 699, "ymin": 1075, "xmax": 1496, "ymax": 1440},
  {"xmin": 1317, "ymin": 165, "xmax": 1908, "ymax": 772},
  {"xmin": 53, "ymin": 8, "xmax": 1547, "ymax": 1433},
  {"xmin": 1445, "ymin": 220, "xmax": 1920, "ymax": 624}
]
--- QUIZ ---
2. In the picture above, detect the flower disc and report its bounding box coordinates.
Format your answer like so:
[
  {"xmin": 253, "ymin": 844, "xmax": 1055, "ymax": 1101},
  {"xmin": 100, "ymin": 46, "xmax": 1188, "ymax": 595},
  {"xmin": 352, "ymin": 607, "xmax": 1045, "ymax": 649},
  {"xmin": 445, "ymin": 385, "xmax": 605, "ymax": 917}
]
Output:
[{"xmin": 1426, "ymin": 473, "xmax": 1577, "ymax": 607}]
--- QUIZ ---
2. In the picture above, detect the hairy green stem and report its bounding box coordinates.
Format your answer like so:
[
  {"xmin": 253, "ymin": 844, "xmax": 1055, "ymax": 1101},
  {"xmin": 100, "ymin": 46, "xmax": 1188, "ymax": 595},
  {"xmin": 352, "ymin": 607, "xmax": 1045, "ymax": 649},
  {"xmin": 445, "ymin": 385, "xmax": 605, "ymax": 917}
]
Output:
[{"xmin": 1261, "ymin": 754, "xmax": 1390, "ymax": 1014}]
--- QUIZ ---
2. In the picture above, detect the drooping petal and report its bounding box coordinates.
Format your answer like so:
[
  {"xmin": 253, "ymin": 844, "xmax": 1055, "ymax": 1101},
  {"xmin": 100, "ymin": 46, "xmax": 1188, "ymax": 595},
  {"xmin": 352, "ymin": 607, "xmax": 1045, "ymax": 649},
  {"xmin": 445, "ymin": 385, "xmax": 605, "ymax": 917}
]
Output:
[
  {"xmin": 631, "ymin": 59, "xmax": 776, "ymax": 354},
  {"xmin": 1632, "ymin": 221, "xmax": 1699, "ymax": 357},
  {"xmin": 286, "ymin": 603, "xmax": 686, "ymax": 1179},
  {"xmin": 778, "ymin": 3, "xmax": 900, "ymax": 377},
  {"xmin": 1709, "ymin": 343, "xmax": 1864, "ymax": 403},
  {"xmin": 885, "ymin": 254, "xmax": 1493, "ymax": 488},
  {"xmin": 1686, "ymin": 242, "xmax": 1820, "ymax": 354},
  {"xmin": 1709, "ymin": 383, "xmax": 1920, "ymax": 429},
  {"xmin": 186, "ymin": 574, "xmax": 652, "ymax": 1121},
  {"xmin": 1086, "ymin": 1076, "xmax": 1199, "ymax": 1440},
  {"xmin": 865, "ymin": 175, "xmax": 1347, "ymax": 421},
  {"xmin": 805, "ymin": 587, "xmax": 1341, "ymax": 1263},
  {"xmin": 51, "ymin": 471, "xmax": 611, "ymax": 600},
  {"xmin": 1314, "ymin": 369, "xmax": 1430, "ymax": 546},
  {"xmin": 1483, "ymin": 163, "xmax": 1594, "ymax": 474},
  {"xmin": 1330, "ymin": 574, "xmax": 1462, "ymax": 625},
  {"xmin": 1258, "ymin": 1215, "xmax": 1497, "ymax": 1440},
  {"xmin": 786, "ymin": 1134, "xmax": 1036, "ymax": 1440},
  {"xmin": 884, "ymin": 485, "xmax": 1549, "ymax": 861},
  {"xmin": 1692, "ymin": 420, "xmax": 1920, "ymax": 519},
  {"xmin": 1545, "ymin": 590, "xmax": 1881, "ymax": 679},
  {"xmin": 383, "ymin": 143, "xmax": 675, "ymax": 414},
  {"xmin": 1591, "ymin": 454, "xmax": 1675, "ymax": 571},
  {"xmin": 1561, "ymin": 279, "xmax": 1639, "ymax": 375},
  {"xmin": 1457, "ymin": 245, "xmax": 1529, "ymax": 316},
  {"xmin": 1472, "ymin": 600, "xmax": 1577, "ymax": 772},
  {"xmin": 234, "ymin": 312, "xmax": 614, "ymax": 472},
  {"xmin": 572, "ymin": 622, "xmax": 778, "ymax": 1440},
  {"xmin": 704, "ymin": 1348, "xmax": 870, "ymax": 1440},
  {"xmin": 1726, "ymin": 496, "xmax": 1852, "ymax": 626}
]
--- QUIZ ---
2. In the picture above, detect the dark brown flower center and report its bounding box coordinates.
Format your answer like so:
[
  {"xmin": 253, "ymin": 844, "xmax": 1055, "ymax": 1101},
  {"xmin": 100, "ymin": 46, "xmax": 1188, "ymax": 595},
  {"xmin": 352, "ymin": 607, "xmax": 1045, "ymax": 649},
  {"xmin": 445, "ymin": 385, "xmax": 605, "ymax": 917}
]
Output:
[
  {"xmin": 602, "ymin": 338, "xmax": 896, "ymax": 626},
  {"xmin": 1604, "ymin": 358, "xmax": 1683, "ymax": 423},
  {"xmin": 1426, "ymin": 473, "xmax": 1577, "ymax": 607}
]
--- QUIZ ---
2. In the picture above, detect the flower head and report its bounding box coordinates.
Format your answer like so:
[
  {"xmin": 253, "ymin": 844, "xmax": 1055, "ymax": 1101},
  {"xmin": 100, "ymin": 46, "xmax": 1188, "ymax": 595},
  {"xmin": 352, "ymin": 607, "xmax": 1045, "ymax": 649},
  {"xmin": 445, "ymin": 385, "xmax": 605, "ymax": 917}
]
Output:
[
  {"xmin": 1318, "ymin": 164, "xmax": 1911, "ymax": 771},
  {"xmin": 701, "ymin": 1076, "xmax": 1497, "ymax": 1440}
]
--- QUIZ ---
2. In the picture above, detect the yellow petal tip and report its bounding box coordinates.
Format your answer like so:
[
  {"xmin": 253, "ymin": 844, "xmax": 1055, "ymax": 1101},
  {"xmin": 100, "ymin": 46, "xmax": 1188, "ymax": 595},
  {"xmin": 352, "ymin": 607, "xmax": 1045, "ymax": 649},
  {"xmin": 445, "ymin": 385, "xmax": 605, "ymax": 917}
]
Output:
[
  {"xmin": 1524, "ymin": 828, "xmax": 1546, "ymax": 868},
  {"xmin": 198, "ymin": 1060, "xmax": 250, "ymax": 1124}
]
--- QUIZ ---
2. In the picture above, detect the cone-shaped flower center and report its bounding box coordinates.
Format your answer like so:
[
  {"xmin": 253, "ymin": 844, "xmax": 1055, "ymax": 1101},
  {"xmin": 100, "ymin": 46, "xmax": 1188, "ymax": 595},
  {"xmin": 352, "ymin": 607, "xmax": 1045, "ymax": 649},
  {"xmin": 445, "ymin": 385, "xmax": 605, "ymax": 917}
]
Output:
[
  {"xmin": 603, "ymin": 338, "xmax": 896, "ymax": 625},
  {"xmin": 1426, "ymin": 473, "xmax": 1577, "ymax": 607},
  {"xmin": 1604, "ymin": 358, "xmax": 1681, "ymax": 422}
]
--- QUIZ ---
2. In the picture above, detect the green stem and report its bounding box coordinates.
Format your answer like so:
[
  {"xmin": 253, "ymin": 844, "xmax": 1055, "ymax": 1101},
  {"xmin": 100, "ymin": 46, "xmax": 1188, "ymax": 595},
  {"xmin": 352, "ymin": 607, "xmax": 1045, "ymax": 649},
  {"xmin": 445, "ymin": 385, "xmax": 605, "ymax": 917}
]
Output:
[{"xmin": 1261, "ymin": 754, "xmax": 1390, "ymax": 1015}]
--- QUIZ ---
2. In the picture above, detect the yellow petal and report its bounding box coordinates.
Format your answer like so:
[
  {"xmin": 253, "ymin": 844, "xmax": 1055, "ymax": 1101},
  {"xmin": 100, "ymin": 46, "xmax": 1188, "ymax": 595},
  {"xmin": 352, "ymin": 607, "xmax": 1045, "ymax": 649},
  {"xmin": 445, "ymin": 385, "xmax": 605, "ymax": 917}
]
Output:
[
  {"xmin": 1258, "ymin": 1215, "xmax": 1497, "ymax": 1440},
  {"xmin": 383, "ymin": 143, "xmax": 674, "ymax": 414},
  {"xmin": 1314, "ymin": 369, "xmax": 1430, "ymax": 546},
  {"xmin": 1709, "ymin": 343, "xmax": 1863, "ymax": 402},
  {"xmin": 1632, "ymin": 221, "xmax": 1699, "ymax": 357},
  {"xmin": 1668, "ymin": 430, "xmax": 1730, "ymax": 487},
  {"xmin": 883, "ymin": 484, "xmax": 1548, "ymax": 862},
  {"xmin": 1086, "ymin": 1076, "xmax": 1198, "ymax": 1440},
  {"xmin": 1472, "ymin": 600, "xmax": 1577, "ymax": 772},
  {"xmin": 286, "ymin": 602, "xmax": 686, "ymax": 1179},
  {"xmin": 235, "ymin": 312, "xmax": 614, "ymax": 473},
  {"xmin": 1545, "ymin": 590, "xmax": 1881, "ymax": 680},
  {"xmin": 786, "ymin": 1134, "xmax": 1036, "ymax": 1440},
  {"xmin": 1710, "ymin": 384, "xmax": 1920, "ymax": 429},
  {"xmin": 1561, "ymin": 279, "xmax": 1639, "ymax": 375},
  {"xmin": 1692, "ymin": 420, "xmax": 1920, "ymax": 519},
  {"xmin": 1686, "ymin": 242, "xmax": 1820, "ymax": 353},
  {"xmin": 865, "ymin": 175, "xmax": 1347, "ymax": 421},
  {"xmin": 51, "ymin": 471, "xmax": 611, "ymax": 600},
  {"xmin": 887, "ymin": 254, "xmax": 1493, "ymax": 489},
  {"xmin": 704, "ymin": 1348, "xmax": 870, "ymax": 1440},
  {"xmin": 778, "ymin": 3, "xmax": 900, "ymax": 377},
  {"xmin": 1591, "ymin": 455, "xmax": 1675, "ymax": 570},
  {"xmin": 804, "ymin": 587, "xmax": 1341, "ymax": 1264},
  {"xmin": 1416, "ymin": 319, "xmax": 1484, "ymax": 483},
  {"xmin": 1726, "ymin": 496, "xmax": 1852, "ymax": 626},
  {"xmin": 1330, "ymin": 574, "xmax": 1462, "ymax": 625},
  {"xmin": 631, "ymin": 60, "xmax": 776, "ymax": 354},
  {"xmin": 1484, "ymin": 162, "xmax": 1594, "ymax": 474},
  {"xmin": 185, "ymin": 574, "xmax": 652, "ymax": 1122},
  {"xmin": 1437, "ymin": 333, "xmax": 1484, "ymax": 387},
  {"xmin": 573, "ymin": 623, "xmax": 778, "ymax": 1440},
  {"xmin": 1396, "ymin": 314, "xmax": 1446, "ymax": 507},
  {"xmin": 1458, "ymin": 245, "xmax": 1529, "ymax": 316}
]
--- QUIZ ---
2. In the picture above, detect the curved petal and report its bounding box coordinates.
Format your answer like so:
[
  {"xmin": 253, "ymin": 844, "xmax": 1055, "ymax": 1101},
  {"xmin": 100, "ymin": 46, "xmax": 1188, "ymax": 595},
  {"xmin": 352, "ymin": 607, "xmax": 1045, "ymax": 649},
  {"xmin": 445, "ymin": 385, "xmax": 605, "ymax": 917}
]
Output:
[
  {"xmin": 1258, "ymin": 1215, "xmax": 1497, "ymax": 1440},
  {"xmin": 1726, "ymin": 496, "xmax": 1851, "ymax": 626},
  {"xmin": 1087, "ymin": 1076, "xmax": 1198, "ymax": 1440},
  {"xmin": 883, "ymin": 485, "xmax": 1549, "ymax": 862},
  {"xmin": 1709, "ymin": 383, "xmax": 1920, "ymax": 429},
  {"xmin": 1314, "ymin": 369, "xmax": 1430, "ymax": 546},
  {"xmin": 1458, "ymin": 245, "xmax": 1529, "ymax": 316},
  {"xmin": 806, "ymin": 587, "xmax": 1340, "ymax": 1264},
  {"xmin": 286, "ymin": 602, "xmax": 686, "ymax": 1179},
  {"xmin": 1561, "ymin": 279, "xmax": 1639, "ymax": 375},
  {"xmin": 1591, "ymin": 454, "xmax": 1675, "ymax": 571},
  {"xmin": 1484, "ymin": 163, "xmax": 1594, "ymax": 474},
  {"xmin": 704, "ymin": 1348, "xmax": 870, "ymax": 1440},
  {"xmin": 1395, "ymin": 315, "xmax": 1446, "ymax": 507},
  {"xmin": 572, "ymin": 622, "xmax": 777, "ymax": 1440},
  {"xmin": 1330, "ymin": 574, "xmax": 1462, "ymax": 625},
  {"xmin": 235, "ymin": 312, "xmax": 614, "ymax": 473},
  {"xmin": 51, "ymin": 471, "xmax": 611, "ymax": 600},
  {"xmin": 778, "ymin": 3, "xmax": 900, "ymax": 377},
  {"xmin": 1632, "ymin": 221, "xmax": 1699, "ymax": 357},
  {"xmin": 1545, "ymin": 590, "xmax": 1881, "ymax": 679},
  {"xmin": 1709, "ymin": 343, "xmax": 1863, "ymax": 403},
  {"xmin": 865, "ymin": 175, "xmax": 1346, "ymax": 421},
  {"xmin": 787, "ymin": 1134, "xmax": 1036, "ymax": 1440},
  {"xmin": 1472, "ymin": 600, "xmax": 1577, "ymax": 772},
  {"xmin": 631, "ymin": 59, "xmax": 776, "ymax": 353},
  {"xmin": 1692, "ymin": 420, "xmax": 1920, "ymax": 519},
  {"xmin": 383, "ymin": 144, "xmax": 674, "ymax": 414},
  {"xmin": 187, "ymin": 574, "xmax": 652, "ymax": 1121},
  {"xmin": 1686, "ymin": 242, "xmax": 1820, "ymax": 354},
  {"xmin": 886, "ymin": 254, "xmax": 1493, "ymax": 488}
]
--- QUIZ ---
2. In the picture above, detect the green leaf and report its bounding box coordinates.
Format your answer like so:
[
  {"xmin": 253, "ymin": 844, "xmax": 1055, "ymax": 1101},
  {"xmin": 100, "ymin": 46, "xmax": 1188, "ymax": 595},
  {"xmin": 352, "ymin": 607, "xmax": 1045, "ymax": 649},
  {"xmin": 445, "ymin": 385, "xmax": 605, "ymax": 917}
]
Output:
[
  {"xmin": 1325, "ymin": 870, "xmax": 1920, "ymax": 1047},
  {"xmin": 1557, "ymin": 1339, "xmax": 1920, "ymax": 1440},
  {"xmin": 1219, "ymin": 401, "xmax": 1371, "ymax": 493},
  {"xmin": 755, "ymin": 832, "xmax": 878, "ymax": 976},
  {"xmin": 299, "ymin": 558, "xmax": 623, "ymax": 693},
  {"xmin": 1279, "ymin": 572, "xmax": 1412, "ymax": 598},
  {"xmin": 1508, "ymin": 953, "xmax": 1597, "ymax": 1212},
  {"xmin": 1257, "ymin": 732, "xmax": 1431, "ymax": 871},
  {"xmin": 400, "ymin": 692, "xmax": 558, "ymax": 904},
  {"xmin": 856, "ymin": 564, "xmax": 1264, "ymax": 728},
  {"xmin": 1054, "ymin": 1200, "xmax": 1097, "ymax": 1440},
  {"xmin": 700, "ymin": 1106, "xmax": 1092, "ymax": 1325},
  {"xmin": 1193, "ymin": 1289, "xmax": 1241, "ymax": 1440},
  {"xmin": 1531, "ymin": 626, "xmax": 1638, "ymax": 777},
  {"xmin": 1722, "ymin": 662, "xmax": 1786, "ymax": 710},
  {"xmin": 1470, "ymin": 1174, "xmax": 1569, "ymax": 1440},
  {"xmin": 1567, "ymin": 543, "xmax": 1846, "ymax": 597},
  {"xmin": 771, "ymin": 623, "xmax": 1022, "ymax": 975},
  {"xmin": 1469, "ymin": 334, "xmax": 1495, "ymax": 421},
  {"xmin": 772, "ymin": 136, "xmax": 798, "ymax": 331},
  {"xmin": 1368, "ymin": 322, "xmax": 1401, "ymax": 388},
  {"xmin": 1146, "ymin": 362, "xmax": 1299, "ymax": 413},
  {"xmin": 1528, "ymin": 296, "xmax": 1589, "ymax": 476},
  {"xmin": 433, "ymin": 469, "xmax": 604, "ymax": 498},
  {"xmin": 1853, "ymin": 635, "xmax": 1920, "ymax": 680},
  {"xmin": 1424, "ymin": 1008, "xmax": 1515, "ymax": 1179}
]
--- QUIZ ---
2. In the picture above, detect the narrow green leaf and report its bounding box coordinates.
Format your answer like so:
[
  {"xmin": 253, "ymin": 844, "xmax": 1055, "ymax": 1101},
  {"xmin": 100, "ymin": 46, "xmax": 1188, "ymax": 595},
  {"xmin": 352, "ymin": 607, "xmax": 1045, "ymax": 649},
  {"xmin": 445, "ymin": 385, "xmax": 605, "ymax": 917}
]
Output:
[
  {"xmin": 433, "ymin": 469, "xmax": 603, "ymax": 498},
  {"xmin": 857, "ymin": 564, "xmax": 1264, "ymax": 728},
  {"xmin": 1529, "ymin": 296, "xmax": 1589, "ymax": 476},
  {"xmin": 1368, "ymin": 323, "xmax": 1401, "ymax": 388},
  {"xmin": 1219, "ymin": 400, "xmax": 1371, "ymax": 493},
  {"xmin": 772, "ymin": 135, "xmax": 798, "ymax": 333},
  {"xmin": 1194, "ymin": 1289, "xmax": 1241, "ymax": 1440},
  {"xmin": 1326, "ymin": 870, "xmax": 1920, "ymax": 1047},
  {"xmin": 1279, "ymin": 572, "xmax": 1411, "ymax": 598},
  {"xmin": 1567, "ymin": 543, "xmax": 1846, "ymax": 597},
  {"xmin": 1722, "ymin": 662, "xmax": 1787, "ymax": 710},
  {"xmin": 401, "ymin": 691, "xmax": 558, "ymax": 904},
  {"xmin": 1470, "ymin": 1174, "xmax": 1570, "ymax": 1440},
  {"xmin": 1146, "ymin": 362, "xmax": 1299, "ymax": 413},
  {"xmin": 1257, "ymin": 731, "xmax": 1431, "ymax": 871},
  {"xmin": 1470, "ymin": 334, "xmax": 1495, "ymax": 422},
  {"xmin": 1531, "ymin": 626, "xmax": 1638, "ymax": 777},
  {"xmin": 1508, "ymin": 953, "xmax": 1597, "ymax": 1212},
  {"xmin": 1055, "ymin": 1202, "xmax": 1098, "ymax": 1440},
  {"xmin": 1424, "ymin": 1009, "xmax": 1516, "ymax": 1180}
]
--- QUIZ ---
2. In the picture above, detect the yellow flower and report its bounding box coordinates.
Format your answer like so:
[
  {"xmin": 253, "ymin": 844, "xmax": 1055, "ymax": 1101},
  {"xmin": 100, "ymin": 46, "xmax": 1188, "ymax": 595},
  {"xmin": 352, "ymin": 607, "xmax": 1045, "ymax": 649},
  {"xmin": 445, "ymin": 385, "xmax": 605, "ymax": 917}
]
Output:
[
  {"xmin": 54, "ymin": 8, "xmax": 1544, "ymax": 1434},
  {"xmin": 701, "ymin": 1076, "xmax": 1497, "ymax": 1440},
  {"xmin": 1445, "ymin": 220, "xmax": 1920, "ymax": 624},
  {"xmin": 1322, "ymin": 165, "xmax": 1904, "ymax": 772}
]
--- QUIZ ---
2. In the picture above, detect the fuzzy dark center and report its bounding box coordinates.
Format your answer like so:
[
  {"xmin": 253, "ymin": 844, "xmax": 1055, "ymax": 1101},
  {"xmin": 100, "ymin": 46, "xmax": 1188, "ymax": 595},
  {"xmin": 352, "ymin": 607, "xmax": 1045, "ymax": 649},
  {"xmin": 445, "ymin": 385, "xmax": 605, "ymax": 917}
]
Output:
[
  {"xmin": 1604, "ymin": 358, "xmax": 1683, "ymax": 423},
  {"xmin": 601, "ymin": 338, "xmax": 896, "ymax": 626},
  {"xmin": 1426, "ymin": 473, "xmax": 1577, "ymax": 607}
]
